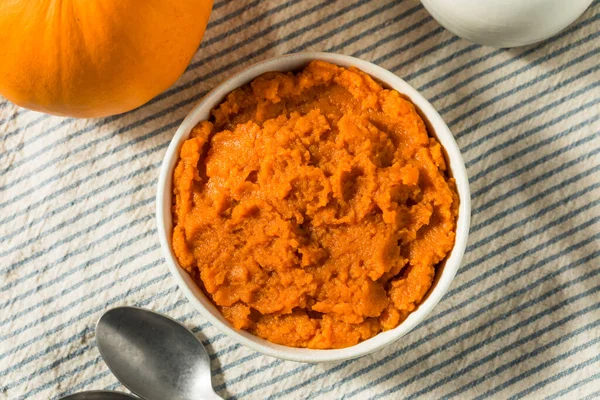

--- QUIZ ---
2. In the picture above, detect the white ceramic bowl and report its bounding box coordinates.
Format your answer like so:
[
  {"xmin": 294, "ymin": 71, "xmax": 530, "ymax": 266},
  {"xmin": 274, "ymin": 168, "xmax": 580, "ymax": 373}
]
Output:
[
  {"xmin": 421, "ymin": 0, "xmax": 594, "ymax": 48},
  {"xmin": 156, "ymin": 52, "xmax": 471, "ymax": 363}
]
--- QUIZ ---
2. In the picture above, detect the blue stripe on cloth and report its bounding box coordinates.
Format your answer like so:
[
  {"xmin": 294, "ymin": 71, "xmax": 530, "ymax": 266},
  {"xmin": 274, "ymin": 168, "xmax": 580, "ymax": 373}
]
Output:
[
  {"xmin": 0, "ymin": 113, "xmax": 16, "ymax": 127},
  {"xmin": 0, "ymin": 244, "xmax": 160, "ymax": 328},
  {"xmin": 449, "ymin": 218, "xmax": 600, "ymax": 298},
  {"xmin": 0, "ymin": 219, "xmax": 153, "ymax": 310},
  {"xmin": 215, "ymin": 359, "xmax": 283, "ymax": 393},
  {"xmin": 0, "ymin": 229, "xmax": 156, "ymax": 307},
  {"xmin": 0, "ymin": 161, "xmax": 161, "ymax": 243},
  {"xmin": 0, "ymin": 282, "xmax": 179, "ymax": 380},
  {"xmin": 269, "ymin": 362, "xmax": 350, "ymax": 400},
  {"xmin": 376, "ymin": 315, "xmax": 600, "ymax": 400},
  {"xmin": 0, "ymin": 119, "xmax": 179, "ymax": 206},
  {"xmin": 419, "ymin": 48, "xmax": 503, "ymax": 93},
  {"xmin": 292, "ymin": 0, "xmax": 414, "ymax": 54},
  {"xmin": 468, "ymin": 183, "xmax": 600, "ymax": 251},
  {"xmin": 466, "ymin": 98, "xmax": 600, "ymax": 168},
  {"xmin": 471, "ymin": 165, "xmax": 600, "ymax": 234},
  {"xmin": 546, "ymin": 372, "xmax": 600, "ymax": 400},
  {"xmin": 469, "ymin": 111, "xmax": 600, "ymax": 179},
  {"xmin": 494, "ymin": 346, "xmax": 600, "ymax": 400},
  {"xmin": 52, "ymin": 370, "xmax": 113, "ymax": 400},
  {"xmin": 234, "ymin": 364, "xmax": 314, "ymax": 399},
  {"xmin": 356, "ymin": 18, "xmax": 438, "ymax": 59},
  {"xmin": 0, "ymin": 117, "xmax": 74, "ymax": 163},
  {"xmin": 214, "ymin": 353, "xmax": 261, "ymax": 375},
  {"xmin": 210, "ymin": 343, "xmax": 242, "ymax": 360},
  {"xmin": 0, "ymin": 197, "xmax": 154, "ymax": 276},
  {"xmin": 7, "ymin": 345, "xmax": 98, "ymax": 395},
  {"xmin": 0, "ymin": 114, "xmax": 50, "ymax": 142},
  {"xmin": 401, "ymin": 39, "xmax": 474, "ymax": 80},
  {"xmin": 0, "ymin": 180, "xmax": 156, "ymax": 258},
  {"xmin": 474, "ymin": 143, "xmax": 600, "ymax": 215},
  {"xmin": 14, "ymin": 356, "xmax": 106, "ymax": 400},
  {"xmin": 0, "ymin": 141, "xmax": 167, "ymax": 226},
  {"xmin": 450, "ymin": 63, "xmax": 600, "ymax": 143},
  {"xmin": 473, "ymin": 146, "xmax": 599, "ymax": 215},
  {"xmin": 448, "ymin": 50, "xmax": 600, "ymax": 130},
  {"xmin": 393, "ymin": 35, "xmax": 465, "ymax": 75},
  {"xmin": 0, "ymin": 259, "xmax": 162, "ymax": 344},
  {"xmin": 203, "ymin": 0, "xmax": 271, "ymax": 34},
  {"xmin": 461, "ymin": 82, "xmax": 600, "ymax": 152},
  {"xmin": 446, "ymin": 321, "xmax": 600, "ymax": 399},
  {"xmin": 331, "ymin": 5, "xmax": 429, "ymax": 55},
  {"xmin": 212, "ymin": 0, "xmax": 230, "ymax": 11},
  {"xmin": 583, "ymin": 389, "xmax": 600, "ymax": 400}
]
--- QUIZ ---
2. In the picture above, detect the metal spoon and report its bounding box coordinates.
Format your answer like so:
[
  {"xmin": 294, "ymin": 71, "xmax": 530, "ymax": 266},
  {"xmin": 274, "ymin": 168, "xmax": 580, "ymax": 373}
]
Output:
[
  {"xmin": 60, "ymin": 391, "xmax": 138, "ymax": 399},
  {"xmin": 96, "ymin": 306, "xmax": 221, "ymax": 400}
]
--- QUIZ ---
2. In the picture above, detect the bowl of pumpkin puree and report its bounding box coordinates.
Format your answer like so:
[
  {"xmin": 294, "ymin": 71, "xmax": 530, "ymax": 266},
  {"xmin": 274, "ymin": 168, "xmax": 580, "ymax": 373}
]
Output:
[{"xmin": 157, "ymin": 52, "xmax": 470, "ymax": 363}]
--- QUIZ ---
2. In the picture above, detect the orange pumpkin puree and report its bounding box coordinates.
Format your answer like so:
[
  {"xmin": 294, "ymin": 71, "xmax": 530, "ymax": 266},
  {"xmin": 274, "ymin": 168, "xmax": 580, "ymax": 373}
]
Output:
[{"xmin": 172, "ymin": 61, "xmax": 459, "ymax": 349}]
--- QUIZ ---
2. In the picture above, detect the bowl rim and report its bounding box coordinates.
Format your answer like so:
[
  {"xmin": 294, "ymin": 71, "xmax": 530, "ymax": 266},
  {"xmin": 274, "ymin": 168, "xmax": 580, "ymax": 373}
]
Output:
[{"xmin": 156, "ymin": 51, "xmax": 471, "ymax": 363}]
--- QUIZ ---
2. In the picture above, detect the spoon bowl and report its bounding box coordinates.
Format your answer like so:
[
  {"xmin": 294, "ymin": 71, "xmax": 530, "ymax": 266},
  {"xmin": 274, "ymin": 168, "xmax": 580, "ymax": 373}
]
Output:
[{"xmin": 96, "ymin": 307, "xmax": 221, "ymax": 400}]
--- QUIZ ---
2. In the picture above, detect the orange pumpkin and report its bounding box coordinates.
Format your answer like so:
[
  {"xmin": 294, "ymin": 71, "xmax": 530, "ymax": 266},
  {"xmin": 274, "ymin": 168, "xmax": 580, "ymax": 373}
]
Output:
[{"xmin": 0, "ymin": 1, "xmax": 213, "ymax": 118}]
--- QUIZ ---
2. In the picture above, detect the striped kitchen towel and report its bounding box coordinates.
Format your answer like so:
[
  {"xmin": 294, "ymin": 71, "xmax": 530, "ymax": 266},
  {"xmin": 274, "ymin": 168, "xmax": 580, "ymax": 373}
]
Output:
[{"xmin": 1, "ymin": 0, "xmax": 599, "ymax": 399}]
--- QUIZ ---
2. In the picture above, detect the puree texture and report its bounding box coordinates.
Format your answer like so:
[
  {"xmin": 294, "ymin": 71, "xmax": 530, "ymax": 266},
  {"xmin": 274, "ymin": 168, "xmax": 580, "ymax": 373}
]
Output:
[{"xmin": 172, "ymin": 61, "xmax": 459, "ymax": 349}]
